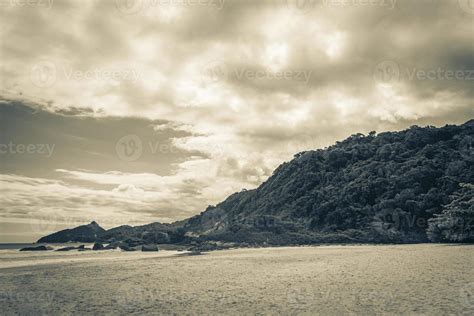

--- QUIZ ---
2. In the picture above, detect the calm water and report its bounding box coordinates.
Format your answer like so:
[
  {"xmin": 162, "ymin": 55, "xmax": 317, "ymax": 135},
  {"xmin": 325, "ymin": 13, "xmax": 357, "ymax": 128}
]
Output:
[{"xmin": 0, "ymin": 243, "xmax": 93, "ymax": 250}]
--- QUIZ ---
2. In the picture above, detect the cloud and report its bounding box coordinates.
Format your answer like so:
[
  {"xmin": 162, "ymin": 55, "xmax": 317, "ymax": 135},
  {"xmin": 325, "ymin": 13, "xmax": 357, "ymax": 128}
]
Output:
[{"xmin": 0, "ymin": 0, "xmax": 473, "ymax": 241}]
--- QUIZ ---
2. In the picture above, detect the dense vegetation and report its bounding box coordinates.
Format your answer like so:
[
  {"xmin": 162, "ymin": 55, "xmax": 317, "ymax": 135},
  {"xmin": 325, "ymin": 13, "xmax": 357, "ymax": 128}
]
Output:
[
  {"xmin": 38, "ymin": 120, "xmax": 473, "ymax": 246},
  {"xmin": 185, "ymin": 120, "xmax": 473, "ymax": 244},
  {"xmin": 427, "ymin": 183, "xmax": 473, "ymax": 242}
]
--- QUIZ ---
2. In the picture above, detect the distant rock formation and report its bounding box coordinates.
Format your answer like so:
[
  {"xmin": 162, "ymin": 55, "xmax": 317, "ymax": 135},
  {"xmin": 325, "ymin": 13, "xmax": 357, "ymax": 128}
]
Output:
[
  {"xmin": 55, "ymin": 246, "xmax": 78, "ymax": 251},
  {"xmin": 20, "ymin": 245, "xmax": 52, "ymax": 251},
  {"xmin": 37, "ymin": 221, "xmax": 105, "ymax": 243}
]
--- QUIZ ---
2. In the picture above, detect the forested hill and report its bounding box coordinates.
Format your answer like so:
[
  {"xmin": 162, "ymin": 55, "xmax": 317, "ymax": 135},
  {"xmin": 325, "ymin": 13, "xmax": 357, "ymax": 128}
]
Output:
[
  {"xmin": 185, "ymin": 120, "xmax": 474, "ymax": 244},
  {"xmin": 38, "ymin": 120, "xmax": 473, "ymax": 246}
]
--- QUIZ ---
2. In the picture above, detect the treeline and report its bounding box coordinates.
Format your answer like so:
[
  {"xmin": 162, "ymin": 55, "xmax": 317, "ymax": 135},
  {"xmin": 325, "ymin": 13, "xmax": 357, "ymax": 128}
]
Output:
[{"xmin": 186, "ymin": 120, "xmax": 473, "ymax": 244}]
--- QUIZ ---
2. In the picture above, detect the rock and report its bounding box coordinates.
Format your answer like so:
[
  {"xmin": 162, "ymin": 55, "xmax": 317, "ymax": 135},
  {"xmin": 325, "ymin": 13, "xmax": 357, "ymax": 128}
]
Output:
[
  {"xmin": 142, "ymin": 231, "xmax": 170, "ymax": 244},
  {"xmin": 119, "ymin": 243, "xmax": 139, "ymax": 251},
  {"xmin": 92, "ymin": 243, "xmax": 104, "ymax": 250},
  {"xmin": 103, "ymin": 244, "xmax": 117, "ymax": 250},
  {"xmin": 20, "ymin": 245, "xmax": 52, "ymax": 251},
  {"xmin": 188, "ymin": 250, "xmax": 203, "ymax": 256},
  {"xmin": 119, "ymin": 245, "xmax": 138, "ymax": 251},
  {"xmin": 37, "ymin": 221, "xmax": 106, "ymax": 243},
  {"xmin": 141, "ymin": 244, "xmax": 159, "ymax": 252},
  {"xmin": 55, "ymin": 246, "xmax": 77, "ymax": 252},
  {"xmin": 122, "ymin": 237, "xmax": 145, "ymax": 247}
]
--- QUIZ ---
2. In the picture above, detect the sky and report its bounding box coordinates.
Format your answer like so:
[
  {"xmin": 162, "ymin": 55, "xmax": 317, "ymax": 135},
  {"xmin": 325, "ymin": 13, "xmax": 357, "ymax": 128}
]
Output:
[{"xmin": 0, "ymin": 0, "xmax": 473, "ymax": 242}]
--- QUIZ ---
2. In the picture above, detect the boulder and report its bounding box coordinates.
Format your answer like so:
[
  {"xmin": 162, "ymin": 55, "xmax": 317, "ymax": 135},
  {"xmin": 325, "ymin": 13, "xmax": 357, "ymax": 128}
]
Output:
[
  {"xmin": 19, "ymin": 245, "xmax": 52, "ymax": 251},
  {"xmin": 103, "ymin": 244, "xmax": 117, "ymax": 250},
  {"xmin": 119, "ymin": 245, "xmax": 138, "ymax": 251},
  {"xmin": 55, "ymin": 246, "xmax": 77, "ymax": 252},
  {"xmin": 141, "ymin": 244, "xmax": 159, "ymax": 252},
  {"xmin": 122, "ymin": 237, "xmax": 145, "ymax": 247},
  {"xmin": 92, "ymin": 243, "xmax": 104, "ymax": 250}
]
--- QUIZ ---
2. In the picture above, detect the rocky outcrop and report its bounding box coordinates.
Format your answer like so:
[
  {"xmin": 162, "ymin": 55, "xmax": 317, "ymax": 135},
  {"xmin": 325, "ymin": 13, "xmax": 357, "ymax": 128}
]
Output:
[
  {"xmin": 141, "ymin": 244, "xmax": 159, "ymax": 252},
  {"xmin": 92, "ymin": 243, "xmax": 104, "ymax": 250},
  {"xmin": 55, "ymin": 246, "xmax": 77, "ymax": 251},
  {"xmin": 37, "ymin": 221, "xmax": 105, "ymax": 243},
  {"xmin": 20, "ymin": 245, "xmax": 52, "ymax": 251}
]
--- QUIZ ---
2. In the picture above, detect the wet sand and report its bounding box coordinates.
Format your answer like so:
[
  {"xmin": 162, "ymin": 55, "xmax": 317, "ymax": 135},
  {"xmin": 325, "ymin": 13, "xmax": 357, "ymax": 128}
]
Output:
[{"xmin": 1, "ymin": 244, "xmax": 473, "ymax": 315}]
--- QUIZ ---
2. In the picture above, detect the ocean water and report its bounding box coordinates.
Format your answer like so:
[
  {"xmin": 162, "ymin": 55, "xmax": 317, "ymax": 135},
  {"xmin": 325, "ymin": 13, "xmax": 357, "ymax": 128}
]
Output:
[{"xmin": 0, "ymin": 243, "xmax": 94, "ymax": 250}]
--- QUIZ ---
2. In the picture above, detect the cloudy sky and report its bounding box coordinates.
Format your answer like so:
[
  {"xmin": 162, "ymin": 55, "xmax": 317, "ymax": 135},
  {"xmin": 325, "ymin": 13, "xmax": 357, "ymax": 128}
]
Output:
[{"xmin": 0, "ymin": 0, "xmax": 473, "ymax": 242}]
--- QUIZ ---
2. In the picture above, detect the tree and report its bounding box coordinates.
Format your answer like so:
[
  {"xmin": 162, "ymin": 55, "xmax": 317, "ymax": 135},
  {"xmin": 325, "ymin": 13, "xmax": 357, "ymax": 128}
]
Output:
[{"xmin": 427, "ymin": 184, "xmax": 474, "ymax": 242}]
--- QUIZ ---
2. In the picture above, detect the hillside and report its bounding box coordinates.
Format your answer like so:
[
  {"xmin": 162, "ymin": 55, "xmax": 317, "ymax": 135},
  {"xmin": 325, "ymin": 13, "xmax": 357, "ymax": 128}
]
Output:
[
  {"xmin": 37, "ymin": 120, "xmax": 474, "ymax": 246},
  {"xmin": 37, "ymin": 221, "xmax": 105, "ymax": 243},
  {"xmin": 184, "ymin": 120, "xmax": 473, "ymax": 244}
]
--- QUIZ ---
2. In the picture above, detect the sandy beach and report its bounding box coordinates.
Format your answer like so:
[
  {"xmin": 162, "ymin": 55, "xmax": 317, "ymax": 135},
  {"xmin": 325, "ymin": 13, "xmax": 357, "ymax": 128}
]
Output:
[{"xmin": 1, "ymin": 244, "xmax": 473, "ymax": 315}]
